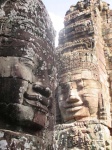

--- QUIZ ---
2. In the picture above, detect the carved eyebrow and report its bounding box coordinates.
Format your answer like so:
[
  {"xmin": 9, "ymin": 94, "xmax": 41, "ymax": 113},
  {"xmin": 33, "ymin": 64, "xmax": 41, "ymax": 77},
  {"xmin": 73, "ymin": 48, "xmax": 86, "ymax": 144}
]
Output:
[
  {"xmin": 59, "ymin": 78, "xmax": 82, "ymax": 83},
  {"xmin": 83, "ymin": 79, "xmax": 101, "ymax": 88},
  {"xmin": 83, "ymin": 94, "xmax": 99, "ymax": 98}
]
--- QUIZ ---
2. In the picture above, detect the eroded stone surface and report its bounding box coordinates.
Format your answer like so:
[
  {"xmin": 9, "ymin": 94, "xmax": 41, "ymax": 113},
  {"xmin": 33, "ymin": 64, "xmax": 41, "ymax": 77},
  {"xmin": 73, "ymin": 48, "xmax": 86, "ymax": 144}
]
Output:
[
  {"xmin": 54, "ymin": 121, "xmax": 111, "ymax": 150},
  {"xmin": 0, "ymin": 130, "xmax": 53, "ymax": 149},
  {"xmin": 0, "ymin": 0, "xmax": 56, "ymax": 149},
  {"xmin": 55, "ymin": 0, "xmax": 112, "ymax": 149}
]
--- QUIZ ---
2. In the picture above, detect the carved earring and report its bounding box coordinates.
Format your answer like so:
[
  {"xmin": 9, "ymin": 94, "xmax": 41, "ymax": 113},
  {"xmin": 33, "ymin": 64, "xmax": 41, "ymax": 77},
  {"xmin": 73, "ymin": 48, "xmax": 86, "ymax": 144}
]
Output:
[{"xmin": 98, "ymin": 93, "xmax": 107, "ymax": 120}]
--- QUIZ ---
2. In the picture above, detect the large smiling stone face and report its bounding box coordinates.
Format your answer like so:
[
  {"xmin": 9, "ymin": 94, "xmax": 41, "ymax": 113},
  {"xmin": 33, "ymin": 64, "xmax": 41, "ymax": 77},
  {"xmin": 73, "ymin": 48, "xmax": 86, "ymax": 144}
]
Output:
[
  {"xmin": 0, "ymin": 53, "xmax": 54, "ymax": 132},
  {"xmin": 0, "ymin": 0, "xmax": 55, "ymax": 133},
  {"xmin": 57, "ymin": 70, "xmax": 101, "ymax": 123}
]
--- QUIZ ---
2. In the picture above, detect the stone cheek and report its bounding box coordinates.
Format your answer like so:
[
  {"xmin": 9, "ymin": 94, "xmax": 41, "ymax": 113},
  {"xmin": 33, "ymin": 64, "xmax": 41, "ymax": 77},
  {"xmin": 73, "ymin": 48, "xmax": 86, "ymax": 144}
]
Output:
[{"xmin": 54, "ymin": 121, "xmax": 111, "ymax": 150}]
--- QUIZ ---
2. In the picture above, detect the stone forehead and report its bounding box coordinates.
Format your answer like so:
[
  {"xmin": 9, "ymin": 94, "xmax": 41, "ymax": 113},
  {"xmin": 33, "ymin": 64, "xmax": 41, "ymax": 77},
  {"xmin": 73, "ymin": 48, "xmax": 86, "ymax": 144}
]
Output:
[
  {"xmin": 59, "ymin": 73, "xmax": 102, "ymax": 89},
  {"xmin": 59, "ymin": 69, "xmax": 100, "ymax": 83}
]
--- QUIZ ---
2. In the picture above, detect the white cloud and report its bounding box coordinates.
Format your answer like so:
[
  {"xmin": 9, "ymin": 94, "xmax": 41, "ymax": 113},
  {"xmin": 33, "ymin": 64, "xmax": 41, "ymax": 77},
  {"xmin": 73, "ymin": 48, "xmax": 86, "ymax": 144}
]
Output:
[{"xmin": 49, "ymin": 12, "xmax": 64, "ymax": 47}]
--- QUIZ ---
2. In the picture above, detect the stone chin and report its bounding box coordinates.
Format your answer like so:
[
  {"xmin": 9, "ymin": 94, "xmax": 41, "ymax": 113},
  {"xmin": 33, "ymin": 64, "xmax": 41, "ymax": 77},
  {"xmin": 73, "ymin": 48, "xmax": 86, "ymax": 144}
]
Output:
[
  {"xmin": 0, "ymin": 74, "xmax": 52, "ymax": 132},
  {"xmin": 0, "ymin": 95, "xmax": 49, "ymax": 131}
]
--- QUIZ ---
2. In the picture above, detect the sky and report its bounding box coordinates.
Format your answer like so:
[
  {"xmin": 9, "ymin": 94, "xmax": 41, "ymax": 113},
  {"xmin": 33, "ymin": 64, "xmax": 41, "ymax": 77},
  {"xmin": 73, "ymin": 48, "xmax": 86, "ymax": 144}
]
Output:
[{"xmin": 42, "ymin": 0, "xmax": 112, "ymax": 46}]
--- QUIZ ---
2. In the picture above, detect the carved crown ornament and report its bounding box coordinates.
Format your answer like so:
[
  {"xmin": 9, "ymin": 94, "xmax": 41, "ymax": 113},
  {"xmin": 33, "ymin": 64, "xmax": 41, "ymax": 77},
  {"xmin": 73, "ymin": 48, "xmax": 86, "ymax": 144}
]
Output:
[
  {"xmin": 57, "ymin": 51, "xmax": 99, "ymax": 80},
  {"xmin": 58, "ymin": 37, "xmax": 95, "ymax": 51}
]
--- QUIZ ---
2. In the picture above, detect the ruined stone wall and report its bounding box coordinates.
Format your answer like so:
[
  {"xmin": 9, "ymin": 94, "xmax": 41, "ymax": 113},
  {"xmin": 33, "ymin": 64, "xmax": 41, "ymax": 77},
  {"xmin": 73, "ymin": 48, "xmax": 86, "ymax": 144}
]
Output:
[{"xmin": 103, "ymin": 9, "xmax": 112, "ymax": 127}]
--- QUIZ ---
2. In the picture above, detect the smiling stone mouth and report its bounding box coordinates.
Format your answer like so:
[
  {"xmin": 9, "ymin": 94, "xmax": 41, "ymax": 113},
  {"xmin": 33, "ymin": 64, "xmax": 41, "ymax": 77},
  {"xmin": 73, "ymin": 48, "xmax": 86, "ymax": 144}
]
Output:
[
  {"xmin": 66, "ymin": 105, "xmax": 83, "ymax": 112},
  {"xmin": 0, "ymin": 102, "xmax": 47, "ymax": 130},
  {"xmin": 24, "ymin": 99, "xmax": 48, "ymax": 113},
  {"xmin": 23, "ymin": 92, "xmax": 49, "ymax": 113},
  {"xmin": 24, "ymin": 92, "xmax": 50, "ymax": 105},
  {"xmin": 64, "ymin": 101, "xmax": 83, "ymax": 109},
  {"xmin": 63, "ymin": 101, "xmax": 83, "ymax": 113}
]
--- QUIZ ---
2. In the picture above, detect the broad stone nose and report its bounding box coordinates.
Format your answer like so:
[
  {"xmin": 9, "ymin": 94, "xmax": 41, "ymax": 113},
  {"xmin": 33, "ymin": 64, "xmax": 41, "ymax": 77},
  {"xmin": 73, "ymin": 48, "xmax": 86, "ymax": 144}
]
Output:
[
  {"xmin": 67, "ymin": 89, "xmax": 81, "ymax": 103},
  {"xmin": 33, "ymin": 82, "xmax": 52, "ymax": 98},
  {"xmin": 24, "ymin": 82, "xmax": 52, "ymax": 107}
]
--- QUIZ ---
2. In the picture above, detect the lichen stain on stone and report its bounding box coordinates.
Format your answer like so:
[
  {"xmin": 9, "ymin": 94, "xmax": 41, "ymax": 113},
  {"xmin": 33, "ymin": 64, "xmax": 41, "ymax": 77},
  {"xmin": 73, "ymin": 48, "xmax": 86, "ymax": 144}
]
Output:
[
  {"xmin": 0, "ymin": 131, "xmax": 4, "ymax": 138},
  {"xmin": 0, "ymin": 140, "xmax": 8, "ymax": 149}
]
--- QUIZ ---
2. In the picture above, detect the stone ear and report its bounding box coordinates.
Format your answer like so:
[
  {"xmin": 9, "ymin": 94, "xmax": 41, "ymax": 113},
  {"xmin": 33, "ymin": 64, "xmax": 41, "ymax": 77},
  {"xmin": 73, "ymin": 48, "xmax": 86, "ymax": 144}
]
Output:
[
  {"xmin": 98, "ymin": 93, "xmax": 107, "ymax": 120},
  {"xmin": 98, "ymin": 92, "xmax": 102, "ymax": 118},
  {"xmin": 55, "ymin": 88, "xmax": 63, "ymax": 124},
  {"xmin": 98, "ymin": 93, "xmax": 103, "ymax": 109}
]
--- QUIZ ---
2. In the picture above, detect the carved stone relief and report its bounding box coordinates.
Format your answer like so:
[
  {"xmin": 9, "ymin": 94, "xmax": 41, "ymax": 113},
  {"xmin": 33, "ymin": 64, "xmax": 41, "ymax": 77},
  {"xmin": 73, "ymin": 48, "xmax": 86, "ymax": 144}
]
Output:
[
  {"xmin": 0, "ymin": 0, "xmax": 55, "ymax": 149},
  {"xmin": 55, "ymin": 0, "xmax": 112, "ymax": 149},
  {"xmin": 54, "ymin": 121, "xmax": 111, "ymax": 150},
  {"xmin": 58, "ymin": 37, "xmax": 95, "ymax": 51}
]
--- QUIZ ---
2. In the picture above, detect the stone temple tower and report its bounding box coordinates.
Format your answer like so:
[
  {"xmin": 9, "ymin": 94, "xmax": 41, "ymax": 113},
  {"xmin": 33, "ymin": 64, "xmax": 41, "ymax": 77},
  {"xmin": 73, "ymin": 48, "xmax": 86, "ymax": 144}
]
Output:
[
  {"xmin": 0, "ymin": 0, "xmax": 56, "ymax": 149},
  {"xmin": 55, "ymin": 0, "xmax": 112, "ymax": 149}
]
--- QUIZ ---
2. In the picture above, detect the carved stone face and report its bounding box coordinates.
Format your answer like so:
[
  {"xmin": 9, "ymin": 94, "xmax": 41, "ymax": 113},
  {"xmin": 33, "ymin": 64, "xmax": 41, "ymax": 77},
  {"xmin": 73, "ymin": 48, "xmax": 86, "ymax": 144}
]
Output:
[
  {"xmin": 57, "ymin": 70, "xmax": 101, "ymax": 123},
  {"xmin": 0, "ymin": 0, "xmax": 55, "ymax": 133},
  {"xmin": 0, "ymin": 48, "xmax": 55, "ymax": 132}
]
